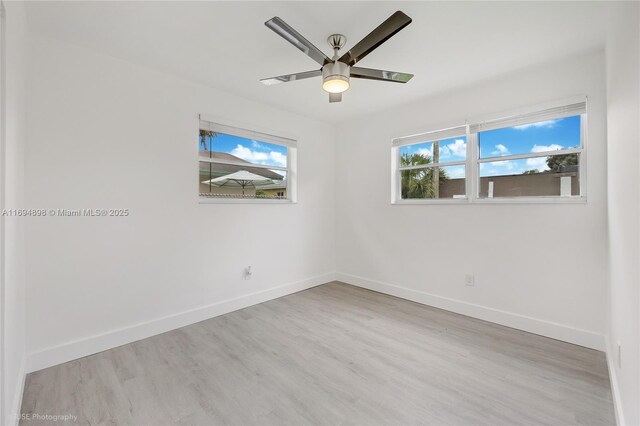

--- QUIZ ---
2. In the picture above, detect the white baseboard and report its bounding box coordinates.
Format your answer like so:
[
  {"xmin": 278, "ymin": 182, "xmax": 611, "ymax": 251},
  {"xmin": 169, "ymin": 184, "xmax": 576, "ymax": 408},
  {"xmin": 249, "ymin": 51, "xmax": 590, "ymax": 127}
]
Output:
[
  {"xmin": 605, "ymin": 336, "xmax": 625, "ymax": 426},
  {"xmin": 336, "ymin": 272, "xmax": 605, "ymax": 351},
  {"xmin": 26, "ymin": 272, "xmax": 336, "ymax": 373},
  {"xmin": 7, "ymin": 357, "xmax": 26, "ymax": 426},
  {"xmin": 25, "ymin": 271, "xmax": 606, "ymax": 373}
]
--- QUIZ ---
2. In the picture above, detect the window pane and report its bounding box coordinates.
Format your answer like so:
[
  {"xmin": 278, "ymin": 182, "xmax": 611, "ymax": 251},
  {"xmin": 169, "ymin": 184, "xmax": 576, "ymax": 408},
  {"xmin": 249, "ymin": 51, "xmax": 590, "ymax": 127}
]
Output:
[
  {"xmin": 199, "ymin": 130, "xmax": 287, "ymax": 168},
  {"xmin": 401, "ymin": 165, "xmax": 466, "ymax": 199},
  {"xmin": 479, "ymin": 154, "xmax": 580, "ymax": 198},
  {"xmin": 199, "ymin": 161, "xmax": 287, "ymax": 199},
  {"xmin": 399, "ymin": 136, "xmax": 466, "ymax": 164},
  {"xmin": 478, "ymin": 115, "xmax": 580, "ymax": 159},
  {"xmin": 256, "ymin": 170, "xmax": 287, "ymax": 199}
]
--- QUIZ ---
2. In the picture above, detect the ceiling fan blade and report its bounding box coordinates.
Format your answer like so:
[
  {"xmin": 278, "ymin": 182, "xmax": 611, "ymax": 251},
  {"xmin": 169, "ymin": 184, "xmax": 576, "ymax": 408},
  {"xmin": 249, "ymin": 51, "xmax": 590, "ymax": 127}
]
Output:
[
  {"xmin": 339, "ymin": 11, "xmax": 412, "ymax": 66},
  {"xmin": 351, "ymin": 67, "xmax": 413, "ymax": 83},
  {"xmin": 265, "ymin": 17, "xmax": 331, "ymax": 66},
  {"xmin": 260, "ymin": 70, "xmax": 322, "ymax": 85},
  {"xmin": 329, "ymin": 93, "xmax": 342, "ymax": 103}
]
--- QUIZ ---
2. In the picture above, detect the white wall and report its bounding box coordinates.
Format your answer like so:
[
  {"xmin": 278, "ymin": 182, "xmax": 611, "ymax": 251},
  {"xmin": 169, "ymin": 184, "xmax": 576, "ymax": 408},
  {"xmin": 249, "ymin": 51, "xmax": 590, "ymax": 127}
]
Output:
[
  {"xmin": 606, "ymin": 2, "xmax": 640, "ymax": 425},
  {"xmin": 335, "ymin": 51, "xmax": 609, "ymax": 350},
  {"xmin": 24, "ymin": 34, "xmax": 336, "ymax": 371},
  {"xmin": 1, "ymin": 1, "xmax": 28, "ymax": 424}
]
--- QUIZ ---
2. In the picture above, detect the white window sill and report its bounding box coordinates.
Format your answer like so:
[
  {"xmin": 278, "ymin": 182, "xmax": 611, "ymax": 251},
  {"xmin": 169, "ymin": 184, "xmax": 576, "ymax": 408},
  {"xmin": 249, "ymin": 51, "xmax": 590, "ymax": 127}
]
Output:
[
  {"xmin": 471, "ymin": 196, "xmax": 587, "ymax": 204},
  {"xmin": 393, "ymin": 198, "xmax": 470, "ymax": 205},
  {"xmin": 199, "ymin": 197, "xmax": 294, "ymax": 205},
  {"xmin": 392, "ymin": 196, "xmax": 586, "ymax": 205}
]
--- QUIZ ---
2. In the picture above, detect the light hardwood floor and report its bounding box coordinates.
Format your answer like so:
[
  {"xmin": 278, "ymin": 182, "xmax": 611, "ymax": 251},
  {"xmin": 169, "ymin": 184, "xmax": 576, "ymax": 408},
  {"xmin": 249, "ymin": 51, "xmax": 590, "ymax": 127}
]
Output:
[{"xmin": 20, "ymin": 282, "xmax": 615, "ymax": 425}]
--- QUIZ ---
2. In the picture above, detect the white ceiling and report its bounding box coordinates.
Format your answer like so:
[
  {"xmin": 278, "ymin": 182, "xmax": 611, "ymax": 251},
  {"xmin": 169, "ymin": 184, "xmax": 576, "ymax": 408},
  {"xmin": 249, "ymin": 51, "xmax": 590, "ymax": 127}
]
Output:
[{"xmin": 25, "ymin": 1, "xmax": 608, "ymax": 124}]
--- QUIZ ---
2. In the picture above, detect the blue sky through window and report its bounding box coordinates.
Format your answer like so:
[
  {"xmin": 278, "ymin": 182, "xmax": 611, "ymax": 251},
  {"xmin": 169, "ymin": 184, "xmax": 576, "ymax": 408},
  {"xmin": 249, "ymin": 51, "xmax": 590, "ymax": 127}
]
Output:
[
  {"xmin": 479, "ymin": 115, "xmax": 580, "ymax": 158},
  {"xmin": 398, "ymin": 115, "xmax": 580, "ymax": 179},
  {"xmin": 400, "ymin": 136, "xmax": 467, "ymax": 163},
  {"xmin": 479, "ymin": 115, "xmax": 580, "ymax": 176},
  {"xmin": 200, "ymin": 132, "xmax": 287, "ymax": 168},
  {"xmin": 400, "ymin": 137, "xmax": 467, "ymax": 179}
]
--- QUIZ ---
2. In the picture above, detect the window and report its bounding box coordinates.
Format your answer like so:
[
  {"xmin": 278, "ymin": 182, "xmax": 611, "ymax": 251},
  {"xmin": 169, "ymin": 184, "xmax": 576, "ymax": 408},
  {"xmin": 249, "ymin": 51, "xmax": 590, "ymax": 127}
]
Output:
[
  {"xmin": 393, "ymin": 127, "xmax": 468, "ymax": 200},
  {"xmin": 473, "ymin": 103, "xmax": 584, "ymax": 199},
  {"xmin": 199, "ymin": 118, "xmax": 296, "ymax": 202},
  {"xmin": 392, "ymin": 100, "xmax": 586, "ymax": 203}
]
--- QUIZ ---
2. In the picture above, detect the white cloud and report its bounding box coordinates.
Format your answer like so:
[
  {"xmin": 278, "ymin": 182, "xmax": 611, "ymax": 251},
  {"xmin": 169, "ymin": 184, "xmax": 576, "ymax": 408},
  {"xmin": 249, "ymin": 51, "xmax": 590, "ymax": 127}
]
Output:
[
  {"xmin": 480, "ymin": 166, "xmax": 499, "ymax": 177},
  {"xmin": 525, "ymin": 157, "xmax": 549, "ymax": 172},
  {"xmin": 416, "ymin": 148, "xmax": 433, "ymax": 158},
  {"xmin": 513, "ymin": 119, "xmax": 558, "ymax": 130},
  {"xmin": 521, "ymin": 144, "xmax": 563, "ymax": 171},
  {"xmin": 489, "ymin": 160, "xmax": 515, "ymax": 170},
  {"xmin": 230, "ymin": 144, "xmax": 287, "ymax": 167},
  {"xmin": 447, "ymin": 167, "xmax": 465, "ymax": 179},
  {"xmin": 446, "ymin": 139, "xmax": 466, "ymax": 158},
  {"xmin": 531, "ymin": 144, "xmax": 563, "ymax": 153},
  {"xmin": 492, "ymin": 144, "xmax": 510, "ymax": 155},
  {"xmin": 251, "ymin": 140, "xmax": 266, "ymax": 149}
]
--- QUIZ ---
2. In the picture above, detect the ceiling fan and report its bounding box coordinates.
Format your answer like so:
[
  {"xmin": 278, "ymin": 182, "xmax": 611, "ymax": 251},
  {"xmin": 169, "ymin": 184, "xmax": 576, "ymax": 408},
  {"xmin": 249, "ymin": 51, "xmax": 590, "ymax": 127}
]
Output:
[{"xmin": 260, "ymin": 11, "xmax": 414, "ymax": 103}]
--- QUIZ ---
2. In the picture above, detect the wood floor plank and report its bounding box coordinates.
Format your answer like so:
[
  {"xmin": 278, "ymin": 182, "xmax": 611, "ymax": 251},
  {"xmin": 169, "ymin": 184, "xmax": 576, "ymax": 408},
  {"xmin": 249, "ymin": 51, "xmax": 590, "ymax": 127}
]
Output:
[{"xmin": 20, "ymin": 282, "xmax": 615, "ymax": 425}]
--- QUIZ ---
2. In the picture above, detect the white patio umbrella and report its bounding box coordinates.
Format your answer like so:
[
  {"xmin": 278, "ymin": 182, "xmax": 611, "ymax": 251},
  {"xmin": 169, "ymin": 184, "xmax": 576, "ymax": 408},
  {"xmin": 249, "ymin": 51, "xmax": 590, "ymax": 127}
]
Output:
[{"xmin": 202, "ymin": 170, "xmax": 275, "ymax": 195}]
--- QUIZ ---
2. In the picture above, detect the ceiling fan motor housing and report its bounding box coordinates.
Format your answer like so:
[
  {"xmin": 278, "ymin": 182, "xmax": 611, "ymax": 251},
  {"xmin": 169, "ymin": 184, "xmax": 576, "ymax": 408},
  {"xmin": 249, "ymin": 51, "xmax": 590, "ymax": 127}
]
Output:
[{"xmin": 322, "ymin": 61, "xmax": 350, "ymax": 93}]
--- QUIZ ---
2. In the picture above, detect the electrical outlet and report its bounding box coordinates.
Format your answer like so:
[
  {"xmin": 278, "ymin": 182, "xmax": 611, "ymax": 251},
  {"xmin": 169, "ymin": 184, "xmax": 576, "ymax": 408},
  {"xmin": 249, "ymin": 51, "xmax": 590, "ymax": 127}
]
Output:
[
  {"xmin": 465, "ymin": 273, "xmax": 475, "ymax": 286},
  {"xmin": 617, "ymin": 341, "xmax": 622, "ymax": 368},
  {"xmin": 244, "ymin": 266, "xmax": 252, "ymax": 280}
]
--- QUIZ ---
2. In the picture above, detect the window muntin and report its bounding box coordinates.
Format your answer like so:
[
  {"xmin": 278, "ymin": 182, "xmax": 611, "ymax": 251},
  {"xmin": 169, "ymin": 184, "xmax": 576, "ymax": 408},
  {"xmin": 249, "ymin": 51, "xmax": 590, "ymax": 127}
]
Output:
[
  {"xmin": 199, "ymin": 120, "xmax": 295, "ymax": 201},
  {"xmin": 391, "ymin": 101, "xmax": 586, "ymax": 203}
]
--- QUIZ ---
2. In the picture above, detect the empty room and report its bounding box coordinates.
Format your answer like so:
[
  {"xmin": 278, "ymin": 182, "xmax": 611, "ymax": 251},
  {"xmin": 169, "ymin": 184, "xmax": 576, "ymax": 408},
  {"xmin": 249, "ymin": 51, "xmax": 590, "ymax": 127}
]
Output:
[{"xmin": 1, "ymin": 1, "xmax": 639, "ymax": 425}]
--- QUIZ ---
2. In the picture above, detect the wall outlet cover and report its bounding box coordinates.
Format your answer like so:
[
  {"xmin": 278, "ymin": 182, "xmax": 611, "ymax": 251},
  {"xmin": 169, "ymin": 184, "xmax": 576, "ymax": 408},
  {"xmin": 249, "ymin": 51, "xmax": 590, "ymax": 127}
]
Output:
[{"xmin": 465, "ymin": 274, "xmax": 475, "ymax": 286}]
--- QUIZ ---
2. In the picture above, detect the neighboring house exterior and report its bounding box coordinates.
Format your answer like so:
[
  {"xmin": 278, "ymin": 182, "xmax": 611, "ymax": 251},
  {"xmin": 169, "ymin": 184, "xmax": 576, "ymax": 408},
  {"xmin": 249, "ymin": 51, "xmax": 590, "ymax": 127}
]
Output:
[
  {"xmin": 438, "ymin": 170, "xmax": 579, "ymax": 198},
  {"xmin": 199, "ymin": 151, "xmax": 286, "ymax": 198},
  {"xmin": 257, "ymin": 181, "xmax": 288, "ymax": 198}
]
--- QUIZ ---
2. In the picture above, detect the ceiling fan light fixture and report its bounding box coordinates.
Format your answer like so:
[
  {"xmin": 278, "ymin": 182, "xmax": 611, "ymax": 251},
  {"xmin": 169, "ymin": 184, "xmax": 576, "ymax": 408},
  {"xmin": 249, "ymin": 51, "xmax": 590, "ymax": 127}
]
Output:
[
  {"xmin": 261, "ymin": 12, "xmax": 413, "ymax": 103},
  {"xmin": 323, "ymin": 76, "xmax": 349, "ymax": 94},
  {"xmin": 322, "ymin": 61, "xmax": 350, "ymax": 94}
]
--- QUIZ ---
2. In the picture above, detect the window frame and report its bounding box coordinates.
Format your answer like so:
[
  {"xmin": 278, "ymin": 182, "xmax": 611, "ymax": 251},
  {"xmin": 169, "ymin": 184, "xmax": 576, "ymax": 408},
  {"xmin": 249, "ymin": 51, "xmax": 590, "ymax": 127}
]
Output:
[
  {"xmin": 198, "ymin": 115, "xmax": 297, "ymax": 204},
  {"xmin": 391, "ymin": 98, "xmax": 588, "ymax": 204}
]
